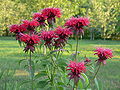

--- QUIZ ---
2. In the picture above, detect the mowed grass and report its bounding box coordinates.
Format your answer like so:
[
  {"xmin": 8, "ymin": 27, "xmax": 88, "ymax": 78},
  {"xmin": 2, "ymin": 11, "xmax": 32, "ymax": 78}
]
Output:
[{"xmin": 0, "ymin": 36, "xmax": 120, "ymax": 90}]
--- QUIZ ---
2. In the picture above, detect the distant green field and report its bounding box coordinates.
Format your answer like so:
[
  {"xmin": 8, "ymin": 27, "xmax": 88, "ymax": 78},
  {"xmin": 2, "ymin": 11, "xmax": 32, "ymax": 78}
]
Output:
[{"xmin": 0, "ymin": 36, "xmax": 120, "ymax": 90}]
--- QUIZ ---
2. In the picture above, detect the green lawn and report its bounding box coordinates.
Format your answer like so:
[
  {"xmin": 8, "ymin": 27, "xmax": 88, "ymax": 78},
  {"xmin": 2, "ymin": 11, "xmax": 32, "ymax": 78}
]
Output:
[{"xmin": 0, "ymin": 36, "xmax": 120, "ymax": 90}]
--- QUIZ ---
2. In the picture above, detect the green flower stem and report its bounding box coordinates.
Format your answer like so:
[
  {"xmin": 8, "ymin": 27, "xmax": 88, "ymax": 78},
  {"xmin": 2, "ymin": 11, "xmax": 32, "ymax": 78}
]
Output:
[
  {"xmin": 75, "ymin": 83, "xmax": 78, "ymax": 90},
  {"xmin": 43, "ymin": 45, "xmax": 47, "ymax": 55},
  {"xmin": 49, "ymin": 56, "xmax": 57, "ymax": 86},
  {"xmin": 93, "ymin": 63, "xmax": 101, "ymax": 80},
  {"xmin": 50, "ymin": 56, "xmax": 57, "ymax": 67},
  {"xmin": 85, "ymin": 63, "xmax": 101, "ymax": 89},
  {"xmin": 56, "ymin": 50, "xmax": 60, "ymax": 60},
  {"xmin": 49, "ymin": 50, "xmax": 62, "ymax": 86},
  {"xmin": 75, "ymin": 36, "xmax": 79, "ymax": 62},
  {"xmin": 28, "ymin": 31, "xmax": 34, "ymax": 90},
  {"xmin": 28, "ymin": 51, "xmax": 34, "ymax": 90},
  {"xmin": 51, "ymin": 66, "xmax": 55, "ymax": 86},
  {"xmin": 73, "ymin": 84, "xmax": 78, "ymax": 90}
]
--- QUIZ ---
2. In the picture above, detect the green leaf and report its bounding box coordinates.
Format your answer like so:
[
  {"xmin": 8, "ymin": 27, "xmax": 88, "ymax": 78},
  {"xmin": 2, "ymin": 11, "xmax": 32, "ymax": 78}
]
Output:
[
  {"xmin": 78, "ymin": 79, "xmax": 83, "ymax": 89},
  {"xmin": 87, "ymin": 66, "xmax": 94, "ymax": 73},
  {"xmin": 57, "ymin": 86, "xmax": 65, "ymax": 90},
  {"xmin": 18, "ymin": 80, "xmax": 30, "ymax": 87},
  {"xmin": 66, "ymin": 42, "xmax": 72, "ymax": 50},
  {"xmin": 17, "ymin": 40, "xmax": 22, "ymax": 47},
  {"xmin": 57, "ymin": 82, "xmax": 65, "ymax": 86},
  {"xmin": 0, "ymin": 70, "xmax": 4, "ymax": 79},
  {"xmin": 37, "ymin": 79, "xmax": 48, "ymax": 88},
  {"xmin": 99, "ymin": 80, "xmax": 103, "ymax": 90},
  {"xmin": 41, "ymin": 59, "xmax": 51, "ymax": 67},
  {"xmin": 81, "ymin": 73, "xmax": 89, "ymax": 86},
  {"xmin": 57, "ymin": 58, "xmax": 67, "ymax": 66},
  {"xmin": 39, "ymin": 41, "xmax": 44, "ymax": 49},
  {"xmin": 18, "ymin": 59, "xmax": 27, "ymax": 65},
  {"xmin": 57, "ymin": 59, "xmax": 67, "ymax": 72},
  {"xmin": 94, "ymin": 78, "xmax": 99, "ymax": 90},
  {"xmin": 35, "ymin": 71, "xmax": 47, "ymax": 79}
]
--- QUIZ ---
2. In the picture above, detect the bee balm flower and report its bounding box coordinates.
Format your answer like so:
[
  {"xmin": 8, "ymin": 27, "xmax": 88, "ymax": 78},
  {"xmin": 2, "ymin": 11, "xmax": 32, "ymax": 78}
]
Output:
[
  {"xmin": 65, "ymin": 17, "xmax": 90, "ymax": 35},
  {"xmin": 41, "ymin": 8, "xmax": 61, "ymax": 25},
  {"xmin": 94, "ymin": 47, "xmax": 113, "ymax": 65},
  {"xmin": 22, "ymin": 20, "xmax": 39, "ymax": 34},
  {"xmin": 9, "ymin": 24, "xmax": 27, "ymax": 40},
  {"xmin": 33, "ymin": 13, "xmax": 47, "ymax": 26},
  {"xmin": 20, "ymin": 34, "xmax": 40, "ymax": 53},
  {"xmin": 67, "ymin": 61, "xmax": 86, "ymax": 84},
  {"xmin": 40, "ymin": 30, "xmax": 58, "ymax": 49},
  {"xmin": 54, "ymin": 27, "xmax": 72, "ymax": 48},
  {"xmin": 9, "ymin": 24, "xmax": 20, "ymax": 33}
]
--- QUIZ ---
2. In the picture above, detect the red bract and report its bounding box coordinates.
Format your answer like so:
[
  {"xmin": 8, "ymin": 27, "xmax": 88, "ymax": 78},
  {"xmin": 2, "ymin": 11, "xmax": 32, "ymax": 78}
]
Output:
[
  {"xmin": 67, "ymin": 61, "xmax": 86, "ymax": 84},
  {"xmin": 41, "ymin": 8, "xmax": 61, "ymax": 25},
  {"xmin": 64, "ymin": 17, "xmax": 90, "ymax": 35},
  {"xmin": 40, "ymin": 30, "xmax": 58, "ymax": 49},
  {"xmin": 20, "ymin": 34, "xmax": 40, "ymax": 52},
  {"xmin": 33, "ymin": 13, "xmax": 47, "ymax": 26},
  {"xmin": 23, "ymin": 20, "xmax": 39, "ymax": 33},
  {"xmin": 9, "ymin": 24, "xmax": 20, "ymax": 33},
  {"xmin": 94, "ymin": 47, "xmax": 113, "ymax": 65},
  {"xmin": 54, "ymin": 27, "xmax": 72, "ymax": 48}
]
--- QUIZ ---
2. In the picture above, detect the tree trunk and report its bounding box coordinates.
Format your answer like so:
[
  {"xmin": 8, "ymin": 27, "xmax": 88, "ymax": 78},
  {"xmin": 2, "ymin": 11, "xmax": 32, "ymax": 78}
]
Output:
[
  {"xmin": 103, "ymin": 26, "xmax": 106, "ymax": 40},
  {"xmin": 4, "ymin": 28, "xmax": 9, "ymax": 36},
  {"xmin": 90, "ymin": 30, "xmax": 92, "ymax": 40},
  {"xmin": 93, "ymin": 30, "xmax": 94, "ymax": 40},
  {"xmin": 103, "ymin": 28, "xmax": 106, "ymax": 40},
  {"xmin": 90, "ymin": 29, "xmax": 94, "ymax": 40}
]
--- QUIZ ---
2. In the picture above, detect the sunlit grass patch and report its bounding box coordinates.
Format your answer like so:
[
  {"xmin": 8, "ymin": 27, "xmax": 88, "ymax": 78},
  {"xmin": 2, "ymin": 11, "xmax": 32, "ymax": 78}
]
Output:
[{"xmin": 0, "ymin": 37, "xmax": 120, "ymax": 89}]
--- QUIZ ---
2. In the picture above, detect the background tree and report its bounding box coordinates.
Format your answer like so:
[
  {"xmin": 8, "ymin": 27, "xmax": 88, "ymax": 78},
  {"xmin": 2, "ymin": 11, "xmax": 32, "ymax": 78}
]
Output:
[{"xmin": 0, "ymin": 0, "xmax": 120, "ymax": 40}]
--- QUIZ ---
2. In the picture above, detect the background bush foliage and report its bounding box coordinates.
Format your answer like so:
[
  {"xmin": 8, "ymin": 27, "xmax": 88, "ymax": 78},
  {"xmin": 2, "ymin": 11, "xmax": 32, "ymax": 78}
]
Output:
[{"xmin": 0, "ymin": 0, "xmax": 120, "ymax": 40}]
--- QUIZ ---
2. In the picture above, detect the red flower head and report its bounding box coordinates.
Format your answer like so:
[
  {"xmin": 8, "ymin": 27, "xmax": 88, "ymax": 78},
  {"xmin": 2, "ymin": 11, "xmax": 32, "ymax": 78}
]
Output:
[
  {"xmin": 33, "ymin": 13, "xmax": 47, "ymax": 26},
  {"xmin": 64, "ymin": 17, "xmax": 90, "ymax": 35},
  {"xmin": 94, "ymin": 47, "xmax": 113, "ymax": 65},
  {"xmin": 9, "ymin": 24, "xmax": 20, "ymax": 33},
  {"xmin": 23, "ymin": 20, "xmax": 39, "ymax": 33},
  {"xmin": 41, "ymin": 8, "xmax": 61, "ymax": 25},
  {"xmin": 20, "ymin": 34, "xmax": 40, "ymax": 53},
  {"xmin": 9, "ymin": 24, "xmax": 27, "ymax": 40},
  {"xmin": 40, "ymin": 30, "xmax": 58, "ymax": 49},
  {"xmin": 20, "ymin": 34, "xmax": 30, "ymax": 43},
  {"xmin": 19, "ymin": 24, "xmax": 27, "ymax": 32},
  {"xmin": 54, "ymin": 27, "xmax": 73, "ymax": 48},
  {"xmin": 9, "ymin": 24, "xmax": 27, "ymax": 33},
  {"xmin": 55, "ymin": 27, "xmax": 73, "ymax": 38},
  {"xmin": 67, "ymin": 61, "xmax": 86, "ymax": 84},
  {"xmin": 84, "ymin": 57, "xmax": 91, "ymax": 65}
]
